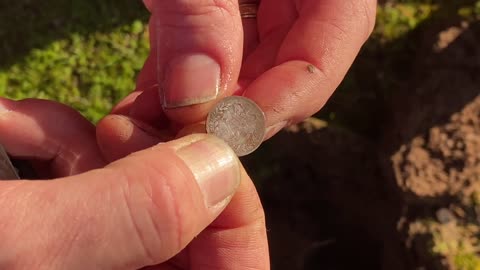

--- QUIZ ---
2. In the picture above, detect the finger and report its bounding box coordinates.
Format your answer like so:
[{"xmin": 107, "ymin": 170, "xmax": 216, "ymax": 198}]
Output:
[
  {"xmin": 142, "ymin": 169, "xmax": 269, "ymax": 270},
  {"xmin": 0, "ymin": 98, "xmax": 105, "ymax": 177},
  {"xmin": 96, "ymin": 114, "xmax": 172, "ymax": 162},
  {"xmin": 110, "ymin": 91, "xmax": 142, "ymax": 115},
  {"xmin": 0, "ymin": 134, "xmax": 241, "ymax": 268},
  {"xmin": 241, "ymin": 18, "xmax": 259, "ymax": 60},
  {"xmin": 152, "ymin": 0, "xmax": 244, "ymax": 125},
  {"xmin": 241, "ymin": 0, "xmax": 296, "ymax": 80},
  {"xmin": 129, "ymin": 84, "xmax": 169, "ymax": 130},
  {"xmin": 240, "ymin": 26, "xmax": 290, "ymax": 81},
  {"xmin": 111, "ymin": 15, "xmax": 158, "ymax": 117},
  {"xmin": 239, "ymin": 0, "xmax": 262, "ymax": 56},
  {"xmin": 175, "ymin": 123, "xmax": 206, "ymax": 139},
  {"xmin": 243, "ymin": 0, "xmax": 377, "ymax": 138},
  {"xmin": 136, "ymin": 16, "xmax": 159, "ymax": 91},
  {"xmin": 111, "ymin": 80, "xmax": 169, "ymax": 132},
  {"xmin": 143, "ymin": 0, "xmax": 153, "ymax": 12},
  {"xmin": 176, "ymin": 170, "xmax": 270, "ymax": 269}
]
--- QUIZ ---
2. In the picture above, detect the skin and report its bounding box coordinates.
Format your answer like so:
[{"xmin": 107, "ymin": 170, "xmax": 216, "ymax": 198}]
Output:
[
  {"xmin": 0, "ymin": 98, "xmax": 268, "ymax": 270},
  {"xmin": 0, "ymin": 0, "xmax": 377, "ymax": 268},
  {"xmin": 96, "ymin": 0, "xmax": 377, "ymax": 161}
]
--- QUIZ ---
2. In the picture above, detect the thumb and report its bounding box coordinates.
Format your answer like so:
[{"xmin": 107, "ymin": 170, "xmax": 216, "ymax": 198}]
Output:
[
  {"xmin": 0, "ymin": 134, "xmax": 241, "ymax": 269},
  {"xmin": 152, "ymin": 0, "xmax": 244, "ymax": 124}
]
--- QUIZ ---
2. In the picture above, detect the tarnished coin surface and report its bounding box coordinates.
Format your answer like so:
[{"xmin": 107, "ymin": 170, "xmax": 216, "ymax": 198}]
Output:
[{"xmin": 206, "ymin": 96, "xmax": 265, "ymax": 156}]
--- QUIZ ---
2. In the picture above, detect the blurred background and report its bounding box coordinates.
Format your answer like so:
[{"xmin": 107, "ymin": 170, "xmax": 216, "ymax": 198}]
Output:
[{"xmin": 1, "ymin": 0, "xmax": 480, "ymax": 269}]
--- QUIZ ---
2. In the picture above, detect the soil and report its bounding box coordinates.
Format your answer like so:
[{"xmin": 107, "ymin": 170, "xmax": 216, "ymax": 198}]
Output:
[{"xmin": 242, "ymin": 17, "xmax": 480, "ymax": 270}]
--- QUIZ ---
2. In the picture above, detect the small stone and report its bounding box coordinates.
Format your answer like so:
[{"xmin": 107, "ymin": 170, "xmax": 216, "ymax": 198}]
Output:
[{"xmin": 436, "ymin": 208, "xmax": 456, "ymax": 224}]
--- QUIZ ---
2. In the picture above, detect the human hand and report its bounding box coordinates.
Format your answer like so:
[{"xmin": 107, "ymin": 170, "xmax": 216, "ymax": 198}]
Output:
[
  {"xmin": 96, "ymin": 0, "xmax": 377, "ymax": 157},
  {"xmin": 0, "ymin": 98, "xmax": 268, "ymax": 269}
]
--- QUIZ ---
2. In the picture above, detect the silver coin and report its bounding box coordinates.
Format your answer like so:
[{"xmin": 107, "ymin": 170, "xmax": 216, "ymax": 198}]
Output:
[{"xmin": 206, "ymin": 96, "xmax": 266, "ymax": 156}]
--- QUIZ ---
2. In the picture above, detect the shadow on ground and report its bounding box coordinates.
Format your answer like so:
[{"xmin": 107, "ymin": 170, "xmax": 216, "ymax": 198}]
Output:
[{"xmin": 243, "ymin": 3, "xmax": 480, "ymax": 270}]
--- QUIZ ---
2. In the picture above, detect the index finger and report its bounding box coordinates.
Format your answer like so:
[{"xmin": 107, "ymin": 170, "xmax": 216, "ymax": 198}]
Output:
[
  {"xmin": 0, "ymin": 98, "xmax": 106, "ymax": 177},
  {"xmin": 243, "ymin": 0, "xmax": 377, "ymax": 138}
]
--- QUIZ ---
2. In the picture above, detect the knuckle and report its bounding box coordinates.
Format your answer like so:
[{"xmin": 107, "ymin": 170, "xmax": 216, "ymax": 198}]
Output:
[
  {"xmin": 159, "ymin": 0, "xmax": 237, "ymax": 19},
  {"xmin": 118, "ymin": 164, "xmax": 164, "ymax": 263},
  {"xmin": 213, "ymin": 0, "xmax": 238, "ymax": 17},
  {"xmin": 331, "ymin": 1, "xmax": 377, "ymax": 42},
  {"xmin": 358, "ymin": 0, "xmax": 377, "ymax": 39},
  {"xmin": 146, "ymin": 164, "xmax": 186, "ymax": 253},
  {"xmin": 119, "ymin": 157, "xmax": 197, "ymax": 261}
]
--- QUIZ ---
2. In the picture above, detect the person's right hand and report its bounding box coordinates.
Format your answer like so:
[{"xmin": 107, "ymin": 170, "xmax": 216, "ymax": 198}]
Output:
[
  {"xmin": 96, "ymin": 0, "xmax": 376, "ymax": 160},
  {"xmin": 0, "ymin": 98, "xmax": 269, "ymax": 269}
]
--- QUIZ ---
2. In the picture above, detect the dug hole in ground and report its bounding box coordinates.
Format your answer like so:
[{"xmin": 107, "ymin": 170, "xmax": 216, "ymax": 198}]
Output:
[{"xmin": 243, "ymin": 17, "xmax": 480, "ymax": 270}]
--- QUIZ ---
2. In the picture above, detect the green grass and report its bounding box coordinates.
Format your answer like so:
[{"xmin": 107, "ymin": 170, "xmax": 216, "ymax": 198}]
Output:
[
  {"xmin": 454, "ymin": 252, "xmax": 480, "ymax": 270},
  {"xmin": 0, "ymin": 22, "xmax": 149, "ymax": 122},
  {"xmin": 0, "ymin": 0, "xmax": 149, "ymax": 122}
]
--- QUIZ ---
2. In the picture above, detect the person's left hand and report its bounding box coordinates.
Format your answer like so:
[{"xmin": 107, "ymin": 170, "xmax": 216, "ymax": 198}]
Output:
[
  {"xmin": 0, "ymin": 98, "xmax": 269, "ymax": 269},
  {"xmin": 0, "ymin": 98, "xmax": 106, "ymax": 176}
]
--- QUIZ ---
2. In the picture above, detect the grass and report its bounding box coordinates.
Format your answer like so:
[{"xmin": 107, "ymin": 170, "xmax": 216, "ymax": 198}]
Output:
[
  {"xmin": 0, "ymin": 0, "xmax": 149, "ymax": 122},
  {"xmin": 431, "ymin": 222, "xmax": 480, "ymax": 270}
]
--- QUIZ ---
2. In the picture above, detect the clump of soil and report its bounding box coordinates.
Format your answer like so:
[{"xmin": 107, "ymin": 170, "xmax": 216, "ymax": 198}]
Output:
[{"xmin": 392, "ymin": 96, "xmax": 480, "ymax": 203}]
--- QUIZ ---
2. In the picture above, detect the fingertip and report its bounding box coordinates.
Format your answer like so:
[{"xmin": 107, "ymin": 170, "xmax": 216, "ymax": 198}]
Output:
[
  {"xmin": 154, "ymin": 1, "xmax": 243, "ymax": 126},
  {"xmin": 0, "ymin": 99, "xmax": 104, "ymax": 176},
  {"xmin": 130, "ymin": 85, "xmax": 169, "ymax": 129},
  {"xmin": 98, "ymin": 134, "xmax": 242, "ymax": 262},
  {"xmin": 175, "ymin": 123, "xmax": 207, "ymax": 139},
  {"xmin": 163, "ymin": 102, "xmax": 214, "ymax": 125},
  {"xmin": 136, "ymin": 54, "xmax": 157, "ymax": 90},
  {"xmin": 96, "ymin": 115, "xmax": 167, "ymax": 161},
  {"xmin": 173, "ymin": 134, "xmax": 241, "ymax": 208},
  {"xmin": 186, "ymin": 169, "xmax": 270, "ymax": 270},
  {"xmin": 0, "ymin": 97, "xmax": 15, "ymax": 113},
  {"xmin": 143, "ymin": 0, "xmax": 153, "ymax": 12},
  {"xmin": 110, "ymin": 92, "xmax": 141, "ymax": 115},
  {"xmin": 243, "ymin": 60, "xmax": 329, "ymax": 128}
]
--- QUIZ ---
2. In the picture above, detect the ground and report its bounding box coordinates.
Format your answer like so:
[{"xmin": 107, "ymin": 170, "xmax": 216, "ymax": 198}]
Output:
[
  {"xmin": 1, "ymin": 1, "xmax": 480, "ymax": 269},
  {"xmin": 242, "ymin": 2, "xmax": 480, "ymax": 269}
]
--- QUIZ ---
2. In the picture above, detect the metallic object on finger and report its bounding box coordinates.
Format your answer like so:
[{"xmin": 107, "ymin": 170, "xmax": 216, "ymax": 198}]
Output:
[
  {"xmin": 239, "ymin": 0, "xmax": 259, "ymax": 19},
  {"xmin": 206, "ymin": 96, "xmax": 266, "ymax": 157},
  {"xmin": 0, "ymin": 145, "xmax": 19, "ymax": 180}
]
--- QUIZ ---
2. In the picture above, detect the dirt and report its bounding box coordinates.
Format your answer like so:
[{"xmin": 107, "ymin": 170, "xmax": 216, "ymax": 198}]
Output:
[
  {"xmin": 391, "ymin": 96, "xmax": 480, "ymax": 203},
  {"xmin": 242, "ymin": 17, "xmax": 480, "ymax": 270}
]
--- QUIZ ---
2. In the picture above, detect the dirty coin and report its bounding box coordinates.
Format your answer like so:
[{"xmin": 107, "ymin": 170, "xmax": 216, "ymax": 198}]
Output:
[{"xmin": 206, "ymin": 96, "xmax": 266, "ymax": 156}]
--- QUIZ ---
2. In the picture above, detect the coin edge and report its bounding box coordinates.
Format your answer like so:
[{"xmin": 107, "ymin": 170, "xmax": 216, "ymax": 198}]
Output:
[{"xmin": 205, "ymin": 96, "xmax": 266, "ymax": 156}]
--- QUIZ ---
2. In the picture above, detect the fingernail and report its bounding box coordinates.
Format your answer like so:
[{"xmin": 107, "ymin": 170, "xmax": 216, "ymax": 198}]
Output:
[
  {"xmin": 264, "ymin": 121, "xmax": 287, "ymax": 140},
  {"xmin": 175, "ymin": 135, "xmax": 240, "ymax": 209},
  {"xmin": 163, "ymin": 54, "xmax": 220, "ymax": 109}
]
